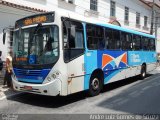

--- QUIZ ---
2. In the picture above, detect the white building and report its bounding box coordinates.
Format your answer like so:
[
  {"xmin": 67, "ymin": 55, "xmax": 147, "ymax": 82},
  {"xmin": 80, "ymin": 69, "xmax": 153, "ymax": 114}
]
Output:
[
  {"xmin": 0, "ymin": 0, "xmax": 159, "ymax": 61},
  {"xmin": 0, "ymin": 0, "xmax": 44, "ymax": 61}
]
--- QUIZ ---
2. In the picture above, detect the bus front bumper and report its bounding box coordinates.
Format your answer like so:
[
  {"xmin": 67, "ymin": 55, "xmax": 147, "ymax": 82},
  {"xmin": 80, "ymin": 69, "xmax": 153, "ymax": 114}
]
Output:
[{"xmin": 12, "ymin": 77, "xmax": 61, "ymax": 96}]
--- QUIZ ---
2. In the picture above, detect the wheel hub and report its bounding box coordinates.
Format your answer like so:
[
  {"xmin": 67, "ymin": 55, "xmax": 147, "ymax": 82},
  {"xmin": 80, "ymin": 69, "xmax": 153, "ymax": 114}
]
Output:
[
  {"xmin": 142, "ymin": 71, "xmax": 146, "ymax": 77},
  {"xmin": 91, "ymin": 78, "xmax": 99, "ymax": 90}
]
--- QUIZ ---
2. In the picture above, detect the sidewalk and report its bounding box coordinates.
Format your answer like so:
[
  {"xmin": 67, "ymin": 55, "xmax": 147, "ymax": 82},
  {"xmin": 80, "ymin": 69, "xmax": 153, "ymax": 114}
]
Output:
[{"xmin": 0, "ymin": 70, "xmax": 21, "ymax": 100}]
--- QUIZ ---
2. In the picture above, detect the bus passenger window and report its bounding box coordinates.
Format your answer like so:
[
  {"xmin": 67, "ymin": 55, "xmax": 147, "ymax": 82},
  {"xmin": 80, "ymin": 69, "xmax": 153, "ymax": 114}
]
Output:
[
  {"xmin": 142, "ymin": 37, "xmax": 149, "ymax": 51},
  {"xmin": 105, "ymin": 28, "xmax": 112, "ymax": 49},
  {"xmin": 87, "ymin": 25, "xmax": 96, "ymax": 49},
  {"xmin": 105, "ymin": 28, "xmax": 121, "ymax": 50},
  {"xmin": 86, "ymin": 24, "xmax": 104, "ymax": 50},
  {"xmin": 149, "ymin": 39, "xmax": 155, "ymax": 51},
  {"xmin": 121, "ymin": 32, "xmax": 132, "ymax": 50},
  {"xmin": 113, "ymin": 30, "xmax": 121, "ymax": 49},
  {"xmin": 132, "ymin": 35, "xmax": 141, "ymax": 50}
]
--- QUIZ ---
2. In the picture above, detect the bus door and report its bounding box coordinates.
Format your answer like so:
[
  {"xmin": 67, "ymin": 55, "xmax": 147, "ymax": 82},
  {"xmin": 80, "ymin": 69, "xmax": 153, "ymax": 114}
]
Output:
[{"xmin": 63, "ymin": 19, "xmax": 85, "ymax": 94}]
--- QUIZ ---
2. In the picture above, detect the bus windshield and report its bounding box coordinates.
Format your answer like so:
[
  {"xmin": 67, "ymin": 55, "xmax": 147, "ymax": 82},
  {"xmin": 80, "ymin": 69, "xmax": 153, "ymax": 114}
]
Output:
[{"xmin": 13, "ymin": 25, "xmax": 59, "ymax": 66}]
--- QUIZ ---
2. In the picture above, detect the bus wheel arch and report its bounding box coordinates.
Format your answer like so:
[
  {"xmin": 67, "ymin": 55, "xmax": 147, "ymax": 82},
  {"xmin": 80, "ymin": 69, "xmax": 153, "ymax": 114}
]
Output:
[
  {"xmin": 88, "ymin": 69, "xmax": 104, "ymax": 96},
  {"xmin": 140, "ymin": 63, "xmax": 147, "ymax": 79}
]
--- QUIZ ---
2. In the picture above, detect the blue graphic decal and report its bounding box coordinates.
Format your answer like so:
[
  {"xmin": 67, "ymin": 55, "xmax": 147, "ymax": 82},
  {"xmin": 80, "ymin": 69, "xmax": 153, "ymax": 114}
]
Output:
[
  {"xmin": 84, "ymin": 49, "xmax": 128, "ymax": 90},
  {"xmin": 97, "ymin": 50, "xmax": 128, "ymax": 71},
  {"xmin": 103, "ymin": 69, "xmax": 122, "ymax": 84},
  {"xmin": 29, "ymin": 55, "xmax": 36, "ymax": 64},
  {"xmin": 128, "ymin": 51, "xmax": 157, "ymax": 66}
]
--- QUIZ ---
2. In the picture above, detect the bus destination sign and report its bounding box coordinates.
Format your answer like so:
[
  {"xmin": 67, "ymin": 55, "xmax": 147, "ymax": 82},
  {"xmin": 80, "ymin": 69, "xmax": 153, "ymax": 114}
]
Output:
[
  {"xmin": 15, "ymin": 12, "xmax": 55, "ymax": 28},
  {"xmin": 24, "ymin": 16, "xmax": 47, "ymax": 26}
]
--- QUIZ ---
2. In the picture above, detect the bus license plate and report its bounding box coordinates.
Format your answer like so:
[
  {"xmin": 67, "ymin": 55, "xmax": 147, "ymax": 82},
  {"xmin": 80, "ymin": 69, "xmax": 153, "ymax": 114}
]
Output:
[{"xmin": 24, "ymin": 86, "xmax": 32, "ymax": 90}]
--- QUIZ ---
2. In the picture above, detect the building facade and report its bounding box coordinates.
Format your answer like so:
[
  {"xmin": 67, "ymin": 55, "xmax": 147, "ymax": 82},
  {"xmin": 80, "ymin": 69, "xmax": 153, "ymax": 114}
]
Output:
[
  {"xmin": 0, "ymin": 0, "xmax": 43, "ymax": 61},
  {"xmin": 0, "ymin": 0, "xmax": 159, "ymax": 61}
]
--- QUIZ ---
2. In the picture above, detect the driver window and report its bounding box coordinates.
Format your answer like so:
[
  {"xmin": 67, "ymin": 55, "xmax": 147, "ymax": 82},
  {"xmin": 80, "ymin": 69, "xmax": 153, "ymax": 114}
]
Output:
[{"xmin": 62, "ymin": 19, "xmax": 84, "ymax": 62}]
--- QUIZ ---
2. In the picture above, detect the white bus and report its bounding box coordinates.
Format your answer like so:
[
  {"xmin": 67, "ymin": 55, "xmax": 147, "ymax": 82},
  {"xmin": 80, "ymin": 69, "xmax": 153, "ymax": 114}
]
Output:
[{"xmin": 8, "ymin": 11, "xmax": 156, "ymax": 96}]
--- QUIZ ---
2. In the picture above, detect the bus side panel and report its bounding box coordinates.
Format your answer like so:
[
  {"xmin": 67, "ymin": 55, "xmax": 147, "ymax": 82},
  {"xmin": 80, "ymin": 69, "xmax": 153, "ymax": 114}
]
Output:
[
  {"xmin": 67, "ymin": 55, "xmax": 85, "ymax": 94},
  {"xmin": 147, "ymin": 63, "xmax": 157, "ymax": 72},
  {"xmin": 84, "ymin": 50, "xmax": 129, "ymax": 89},
  {"xmin": 84, "ymin": 50, "xmax": 98, "ymax": 90},
  {"xmin": 101, "ymin": 51, "xmax": 157, "ymax": 85},
  {"xmin": 128, "ymin": 51, "xmax": 157, "ymax": 66},
  {"xmin": 101, "ymin": 50, "xmax": 157, "ymax": 84}
]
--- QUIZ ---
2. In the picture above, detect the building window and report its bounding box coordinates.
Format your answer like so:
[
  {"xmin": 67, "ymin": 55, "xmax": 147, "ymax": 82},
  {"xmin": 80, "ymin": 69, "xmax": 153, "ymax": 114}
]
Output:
[
  {"xmin": 144, "ymin": 16, "xmax": 148, "ymax": 27},
  {"xmin": 136, "ymin": 12, "xmax": 140, "ymax": 25},
  {"xmin": 124, "ymin": 7, "xmax": 129, "ymax": 22},
  {"xmin": 68, "ymin": 0, "xmax": 74, "ymax": 4},
  {"xmin": 155, "ymin": 17, "xmax": 159, "ymax": 27},
  {"xmin": 90, "ymin": 0, "xmax": 98, "ymax": 11},
  {"xmin": 110, "ymin": 0, "xmax": 116, "ymax": 17}
]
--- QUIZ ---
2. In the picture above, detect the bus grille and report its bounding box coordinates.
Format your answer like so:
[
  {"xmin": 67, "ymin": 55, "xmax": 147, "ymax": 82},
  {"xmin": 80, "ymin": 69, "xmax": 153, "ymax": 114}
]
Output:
[
  {"xmin": 15, "ymin": 69, "xmax": 42, "ymax": 76},
  {"xmin": 13, "ymin": 68, "xmax": 50, "ymax": 84}
]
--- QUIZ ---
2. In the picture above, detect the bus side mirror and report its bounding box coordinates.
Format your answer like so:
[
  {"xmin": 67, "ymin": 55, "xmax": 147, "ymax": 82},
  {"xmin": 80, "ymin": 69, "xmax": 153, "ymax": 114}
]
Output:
[{"xmin": 3, "ymin": 30, "xmax": 6, "ymax": 45}]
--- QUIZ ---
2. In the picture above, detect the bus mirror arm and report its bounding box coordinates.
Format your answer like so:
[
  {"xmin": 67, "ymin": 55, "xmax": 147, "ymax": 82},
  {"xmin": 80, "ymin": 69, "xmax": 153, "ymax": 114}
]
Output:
[{"xmin": 2, "ymin": 27, "xmax": 14, "ymax": 45}]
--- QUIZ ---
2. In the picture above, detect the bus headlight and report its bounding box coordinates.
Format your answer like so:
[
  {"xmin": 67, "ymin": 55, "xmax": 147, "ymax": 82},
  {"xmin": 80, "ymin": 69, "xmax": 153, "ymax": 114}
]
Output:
[
  {"xmin": 52, "ymin": 74, "xmax": 56, "ymax": 79},
  {"xmin": 45, "ymin": 71, "xmax": 60, "ymax": 83},
  {"xmin": 52, "ymin": 71, "xmax": 60, "ymax": 79},
  {"xmin": 47, "ymin": 77, "xmax": 51, "ymax": 82}
]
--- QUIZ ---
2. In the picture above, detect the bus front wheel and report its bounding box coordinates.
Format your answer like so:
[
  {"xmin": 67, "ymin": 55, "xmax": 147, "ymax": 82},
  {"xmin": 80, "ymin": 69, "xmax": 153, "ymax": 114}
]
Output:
[
  {"xmin": 140, "ymin": 65, "xmax": 146, "ymax": 79},
  {"xmin": 88, "ymin": 74, "xmax": 103, "ymax": 96}
]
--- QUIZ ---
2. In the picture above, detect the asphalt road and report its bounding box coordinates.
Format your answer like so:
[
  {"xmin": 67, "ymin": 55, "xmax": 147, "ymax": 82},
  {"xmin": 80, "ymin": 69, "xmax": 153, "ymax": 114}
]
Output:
[{"xmin": 0, "ymin": 70, "xmax": 160, "ymax": 120}]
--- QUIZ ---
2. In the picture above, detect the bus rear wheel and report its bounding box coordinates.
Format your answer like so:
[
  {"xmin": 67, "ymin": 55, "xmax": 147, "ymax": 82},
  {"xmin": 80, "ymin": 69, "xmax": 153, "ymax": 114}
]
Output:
[
  {"xmin": 88, "ymin": 74, "xmax": 102, "ymax": 96},
  {"xmin": 140, "ymin": 65, "xmax": 146, "ymax": 79}
]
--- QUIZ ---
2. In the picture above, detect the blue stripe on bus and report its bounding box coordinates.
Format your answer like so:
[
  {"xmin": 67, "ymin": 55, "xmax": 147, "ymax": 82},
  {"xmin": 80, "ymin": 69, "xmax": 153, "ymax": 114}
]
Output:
[
  {"xmin": 18, "ymin": 78, "xmax": 43, "ymax": 84},
  {"xmin": 84, "ymin": 50, "xmax": 98, "ymax": 90},
  {"xmin": 82, "ymin": 23, "xmax": 88, "ymax": 50}
]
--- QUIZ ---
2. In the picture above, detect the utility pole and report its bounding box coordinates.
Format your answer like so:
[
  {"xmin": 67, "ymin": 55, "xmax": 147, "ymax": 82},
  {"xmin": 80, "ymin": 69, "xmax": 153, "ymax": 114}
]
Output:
[
  {"xmin": 155, "ymin": 16, "xmax": 158, "ymax": 38},
  {"xmin": 150, "ymin": 0, "xmax": 155, "ymax": 35}
]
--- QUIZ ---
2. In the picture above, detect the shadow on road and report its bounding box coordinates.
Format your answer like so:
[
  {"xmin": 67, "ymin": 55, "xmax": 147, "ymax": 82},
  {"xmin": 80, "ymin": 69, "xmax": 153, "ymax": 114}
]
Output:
[
  {"xmin": 7, "ymin": 91, "xmax": 88, "ymax": 108},
  {"xmin": 97, "ymin": 73, "xmax": 160, "ymax": 114},
  {"xmin": 6, "ymin": 73, "xmax": 158, "ymax": 109},
  {"xmin": 102, "ymin": 74, "xmax": 152, "ymax": 93}
]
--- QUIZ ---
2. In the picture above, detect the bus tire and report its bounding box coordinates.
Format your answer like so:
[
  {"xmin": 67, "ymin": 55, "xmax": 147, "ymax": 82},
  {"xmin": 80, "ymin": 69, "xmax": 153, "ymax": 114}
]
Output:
[
  {"xmin": 140, "ymin": 65, "xmax": 146, "ymax": 79},
  {"xmin": 88, "ymin": 74, "xmax": 103, "ymax": 97}
]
